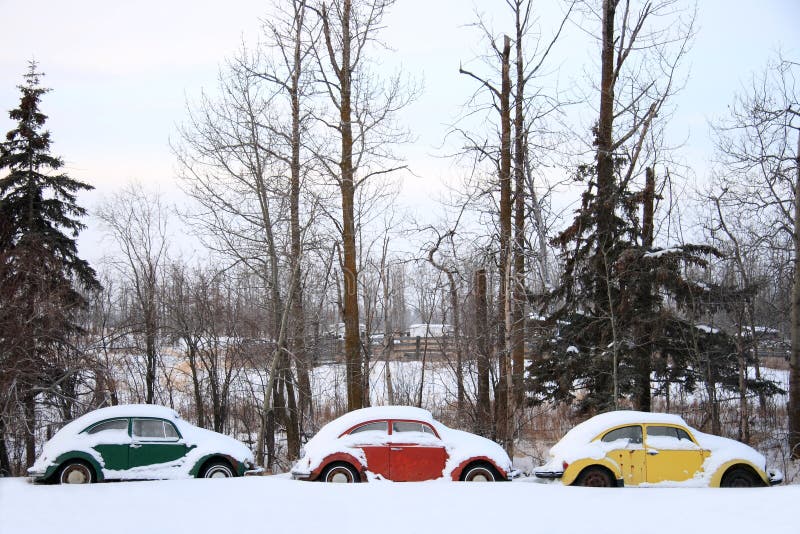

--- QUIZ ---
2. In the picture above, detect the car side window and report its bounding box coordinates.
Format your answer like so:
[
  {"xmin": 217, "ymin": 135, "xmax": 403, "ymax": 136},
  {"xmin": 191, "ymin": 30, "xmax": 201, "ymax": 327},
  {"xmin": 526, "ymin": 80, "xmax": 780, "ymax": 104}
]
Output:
[
  {"xmin": 350, "ymin": 421, "xmax": 388, "ymax": 434},
  {"xmin": 86, "ymin": 419, "xmax": 128, "ymax": 435},
  {"xmin": 133, "ymin": 419, "xmax": 179, "ymax": 440},
  {"xmin": 646, "ymin": 425, "xmax": 697, "ymax": 449},
  {"xmin": 601, "ymin": 425, "xmax": 643, "ymax": 445},
  {"xmin": 164, "ymin": 421, "xmax": 180, "ymax": 439},
  {"xmin": 646, "ymin": 425, "xmax": 678, "ymax": 438}
]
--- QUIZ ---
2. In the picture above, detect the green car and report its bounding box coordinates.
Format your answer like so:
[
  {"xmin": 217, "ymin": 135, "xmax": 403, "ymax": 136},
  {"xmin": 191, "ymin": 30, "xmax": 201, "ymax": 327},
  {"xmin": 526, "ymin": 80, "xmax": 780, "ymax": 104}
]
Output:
[{"xmin": 28, "ymin": 404, "xmax": 260, "ymax": 484}]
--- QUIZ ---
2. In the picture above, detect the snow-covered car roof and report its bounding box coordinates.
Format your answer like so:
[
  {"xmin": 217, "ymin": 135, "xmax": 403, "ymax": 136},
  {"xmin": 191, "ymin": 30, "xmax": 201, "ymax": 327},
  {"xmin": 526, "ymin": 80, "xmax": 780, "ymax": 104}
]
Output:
[
  {"xmin": 309, "ymin": 405, "xmax": 436, "ymax": 443},
  {"xmin": 36, "ymin": 405, "xmax": 181, "ymax": 461},
  {"xmin": 553, "ymin": 410, "xmax": 687, "ymax": 452}
]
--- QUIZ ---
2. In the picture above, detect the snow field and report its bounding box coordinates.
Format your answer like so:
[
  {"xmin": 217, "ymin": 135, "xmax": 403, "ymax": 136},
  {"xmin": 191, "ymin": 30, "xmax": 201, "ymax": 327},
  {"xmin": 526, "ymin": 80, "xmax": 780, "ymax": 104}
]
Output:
[{"xmin": 1, "ymin": 475, "xmax": 797, "ymax": 534}]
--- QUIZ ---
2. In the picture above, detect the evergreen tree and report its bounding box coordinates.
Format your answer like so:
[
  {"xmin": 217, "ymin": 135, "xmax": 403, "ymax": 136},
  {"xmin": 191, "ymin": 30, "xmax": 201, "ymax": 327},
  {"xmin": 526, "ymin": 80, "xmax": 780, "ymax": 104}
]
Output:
[
  {"xmin": 526, "ymin": 160, "xmax": 782, "ymax": 417},
  {"xmin": 0, "ymin": 62, "xmax": 101, "ymax": 473}
]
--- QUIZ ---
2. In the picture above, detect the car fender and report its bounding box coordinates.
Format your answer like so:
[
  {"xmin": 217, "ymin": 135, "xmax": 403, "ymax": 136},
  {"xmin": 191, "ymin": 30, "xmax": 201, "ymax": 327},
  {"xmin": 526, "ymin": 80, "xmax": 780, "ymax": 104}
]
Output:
[
  {"xmin": 189, "ymin": 452, "xmax": 243, "ymax": 477},
  {"xmin": 561, "ymin": 457, "xmax": 622, "ymax": 486},
  {"xmin": 708, "ymin": 459, "xmax": 769, "ymax": 487},
  {"xmin": 50, "ymin": 451, "xmax": 105, "ymax": 482},
  {"xmin": 450, "ymin": 456, "xmax": 509, "ymax": 481},
  {"xmin": 312, "ymin": 452, "xmax": 366, "ymax": 481}
]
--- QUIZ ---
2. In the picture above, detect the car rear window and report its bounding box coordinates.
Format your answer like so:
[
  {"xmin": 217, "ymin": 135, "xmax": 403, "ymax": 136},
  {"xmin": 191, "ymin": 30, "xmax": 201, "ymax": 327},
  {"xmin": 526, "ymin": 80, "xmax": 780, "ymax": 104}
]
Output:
[
  {"xmin": 601, "ymin": 425, "xmax": 643, "ymax": 445},
  {"xmin": 86, "ymin": 419, "xmax": 128, "ymax": 435},
  {"xmin": 349, "ymin": 421, "xmax": 388, "ymax": 435}
]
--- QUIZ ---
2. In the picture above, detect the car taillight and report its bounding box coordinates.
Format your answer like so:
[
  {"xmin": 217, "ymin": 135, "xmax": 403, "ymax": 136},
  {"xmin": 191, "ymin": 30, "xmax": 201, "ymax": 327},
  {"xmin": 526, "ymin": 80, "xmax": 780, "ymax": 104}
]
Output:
[{"xmin": 562, "ymin": 461, "xmax": 569, "ymax": 471}]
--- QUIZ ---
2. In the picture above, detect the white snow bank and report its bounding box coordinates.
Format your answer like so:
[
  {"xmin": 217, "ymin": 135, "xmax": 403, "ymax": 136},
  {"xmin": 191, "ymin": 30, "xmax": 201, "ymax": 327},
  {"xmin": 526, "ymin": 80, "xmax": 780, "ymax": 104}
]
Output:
[{"xmin": 1, "ymin": 476, "xmax": 797, "ymax": 534}]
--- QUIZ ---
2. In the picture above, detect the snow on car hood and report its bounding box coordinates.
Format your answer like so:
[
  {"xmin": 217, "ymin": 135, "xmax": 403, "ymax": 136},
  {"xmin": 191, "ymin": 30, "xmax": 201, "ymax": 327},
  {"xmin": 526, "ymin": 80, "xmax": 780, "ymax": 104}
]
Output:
[
  {"xmin": 295, "ymin": 406, "xmax": 512, "ymax": 479},
  {"xmin": 691, "ymin": 429, "xmax": 766, "ymax": 476},
  {"xmin": 30, "ymin": 404, "xmax": 253, "ymax": 479}
]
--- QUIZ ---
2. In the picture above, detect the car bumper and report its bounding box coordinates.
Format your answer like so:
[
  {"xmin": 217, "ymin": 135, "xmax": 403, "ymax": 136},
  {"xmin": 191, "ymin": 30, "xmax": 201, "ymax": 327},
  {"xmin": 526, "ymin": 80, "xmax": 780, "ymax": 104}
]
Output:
[
  {"xmin": 505, "ymin": 468, "xmax": 522, "ymax": 480},
  {"xmin": 768, "ymin": 469, "xmax": 783, "ymax": 486},
  {"xmin": 290, "ymin": 468, "xmax": 313, "ymax": 481},
  {"xmin": 244, "ymin": 467, "xmax": 264, "ymax": 476},
  {"xmin": 533, "ymin": 470, "xmax": 564, "ymax": 479}
]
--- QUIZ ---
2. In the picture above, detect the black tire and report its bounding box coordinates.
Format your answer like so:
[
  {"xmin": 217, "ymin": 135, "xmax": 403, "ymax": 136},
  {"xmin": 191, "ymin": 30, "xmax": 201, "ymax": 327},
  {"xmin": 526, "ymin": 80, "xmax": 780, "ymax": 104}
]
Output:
[
  {"xmin": 320, "ymin": 462, "xmax": 360, "ymax": 483},
  {"xmin": 199, "ymin": 460, "xmax": 236, "ymax": 479},
  {"xmin": 58, "ymin": 461, "xmax": 95, "ymax": 484},
  {"xmin": 721, "ymin": 466, "xmax": 763, "ymax": 488},
  {"xmin": 574, "ymin": 466, "xmax": 615, "ymax": 487},
  {"xmin": 461, "ymin": 463, "xmax": 500, "ymax": 482}
]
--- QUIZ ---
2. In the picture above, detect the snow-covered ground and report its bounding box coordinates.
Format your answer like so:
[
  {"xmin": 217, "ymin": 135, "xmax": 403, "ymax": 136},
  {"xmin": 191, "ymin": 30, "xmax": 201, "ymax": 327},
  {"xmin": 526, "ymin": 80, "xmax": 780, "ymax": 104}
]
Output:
[{"xmin": 1, "ymin": 475, "xmax": 797, "ymax": 534}]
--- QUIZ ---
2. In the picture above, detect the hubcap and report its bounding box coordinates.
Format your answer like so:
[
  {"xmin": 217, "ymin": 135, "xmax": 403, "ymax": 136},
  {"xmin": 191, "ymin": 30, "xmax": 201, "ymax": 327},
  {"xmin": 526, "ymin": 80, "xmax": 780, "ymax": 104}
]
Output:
[
  {"xmin": 206, "ymin": 466, "xmax": 232, "ymax": 478},
  {"xmin": 583, "ymin": 472, "xmax": 610, "ymax": 487},
  {"xmin": 330, "ymin": 471, "xmax": 350, "ymax": 483},
  {"xmin": 64, "ymin": 467, "xmax": 89, "ymax": 484}
]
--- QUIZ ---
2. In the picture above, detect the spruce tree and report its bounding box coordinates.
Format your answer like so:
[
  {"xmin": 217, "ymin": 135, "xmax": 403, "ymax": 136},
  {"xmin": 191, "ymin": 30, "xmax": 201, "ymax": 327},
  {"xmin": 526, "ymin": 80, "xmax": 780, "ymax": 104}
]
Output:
[{"xmin": 0, "ymin": 62, "xmax": 100, "ymax": 472}]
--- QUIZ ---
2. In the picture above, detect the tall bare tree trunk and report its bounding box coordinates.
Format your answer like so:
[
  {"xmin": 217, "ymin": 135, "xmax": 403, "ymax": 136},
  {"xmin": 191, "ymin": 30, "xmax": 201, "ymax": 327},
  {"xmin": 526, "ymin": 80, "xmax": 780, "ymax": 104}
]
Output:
[
  {"xmin": 322, "ymin": 0, "xmax": 364, "ymax": 412},
  {"xmin": 475, "ymin": 269, "xmax": 492, "ymax": 437},
  {"xmin": 511, "ymin": 16, "xmax": 526, "ymax": 411},
  {"xmin": 289, "ymin": 1, "xmax": 312, "ymax": 432},
  {"xmin": 0, "ymin": 416, "xmax": 11, "ymax": 476},
  {"xmin": 594, "ymin": 0, "xmax": 618, "ymax": 408},
  {"xmin": 494, "ymin": 34, "xmax": 513, "ymax": 454},
  {"xmin": 790, "ymin": 129, "xmax": 800, "ymax": 459},
  {"xmin": 449, "ymin": 272, "xmax": 465, "ymax": 422},
  {"xmin": 634, "ymin": 167, "xmax": 655, "ymax": 412},
  {"xmin": 24, "ymin": 391, "xmax": 36, "ymax": 468}
]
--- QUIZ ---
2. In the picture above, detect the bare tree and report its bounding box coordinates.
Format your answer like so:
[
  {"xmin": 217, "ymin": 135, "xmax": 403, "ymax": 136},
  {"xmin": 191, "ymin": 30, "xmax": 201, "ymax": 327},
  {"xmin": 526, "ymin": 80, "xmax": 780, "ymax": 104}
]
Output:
[
  {"xmin": 96, "ymin": 182, "xmax": 169, "ymax": 405},
  {"xmin": 457, "ymin": 0, "xmax": 574, "ymax": 452},
  {"xmin": 313, "ymin": 0, "xmax": 413, "ymax": 411},
  {"xmin": 711, "ymin": 55, "xmax": 800, "ymax": 457}
]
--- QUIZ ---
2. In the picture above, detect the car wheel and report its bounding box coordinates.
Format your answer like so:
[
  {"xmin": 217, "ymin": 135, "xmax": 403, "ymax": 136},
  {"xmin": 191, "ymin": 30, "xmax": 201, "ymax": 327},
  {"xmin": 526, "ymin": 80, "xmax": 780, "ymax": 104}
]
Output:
[
  {"xmin": 58, "ymin": 461, "xmax": 95, "ymax": 484},
  {"xmin": 721, "ymin": 467, "xmax": 763, "ymax": 488},
  {"xmin": 321, "ymin": 462, "xmax": 360, "ymax": 483},
  {"xmin": 200, "ymin": 461, "xmax": 235, "ymax": 479},
  {"xmin": 575, "ymin": 467, "xmax": 615, "ymax": 487},
  {"xmin": 461, "ymin": 463, "xmax": 499, "ymax": 482}
]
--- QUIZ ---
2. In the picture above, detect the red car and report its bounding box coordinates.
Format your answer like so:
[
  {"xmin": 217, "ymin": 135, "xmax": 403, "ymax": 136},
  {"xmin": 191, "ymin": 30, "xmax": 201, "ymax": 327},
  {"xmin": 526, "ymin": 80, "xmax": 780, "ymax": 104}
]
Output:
[{"xmin": 290, "ymin": 406, "xmax": 514, "ymax": 482}]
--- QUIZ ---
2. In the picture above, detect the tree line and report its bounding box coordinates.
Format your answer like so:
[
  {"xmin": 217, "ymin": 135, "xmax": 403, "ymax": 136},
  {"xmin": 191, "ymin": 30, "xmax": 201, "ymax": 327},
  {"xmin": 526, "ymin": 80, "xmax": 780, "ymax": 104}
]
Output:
[{"xmin": 1, "ymin": 0, "xmax": 798, "ymax": 476}]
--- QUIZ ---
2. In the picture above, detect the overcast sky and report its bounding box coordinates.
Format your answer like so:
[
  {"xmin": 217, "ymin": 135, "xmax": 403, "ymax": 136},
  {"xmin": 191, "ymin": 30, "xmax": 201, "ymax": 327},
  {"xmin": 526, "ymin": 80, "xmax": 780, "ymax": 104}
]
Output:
[{"xmin": 1, "ymin": 0, "xmax": 798, "ymax": 261}]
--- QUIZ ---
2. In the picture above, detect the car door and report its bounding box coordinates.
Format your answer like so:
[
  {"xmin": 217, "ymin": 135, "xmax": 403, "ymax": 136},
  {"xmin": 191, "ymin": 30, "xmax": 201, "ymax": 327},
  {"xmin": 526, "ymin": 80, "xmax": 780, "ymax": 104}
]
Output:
[
  {"xmin": 129, "ymin": 418, "xmax": 189, "ymax": 471},
  {"xmin": 388, "ymin": 421, "xmax": 447, "ymax": 481},
  {"xmin": 347, "ymin": 421, "xmax": 391, "ymax": 479},
  {"xmin": 644, "ymin": 425, "xmax": 705, "ymax": 484},
  {"xmin": 85, "ymin": 418, "xmax": 131, "ymax": 471},
  {"xmin": 599, "ymin": 425, "xmax": 646, "ymax": 485}
]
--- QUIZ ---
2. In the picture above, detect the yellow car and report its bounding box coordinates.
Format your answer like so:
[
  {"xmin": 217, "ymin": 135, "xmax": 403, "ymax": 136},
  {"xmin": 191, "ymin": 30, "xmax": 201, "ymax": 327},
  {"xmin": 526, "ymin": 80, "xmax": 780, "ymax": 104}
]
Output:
[{"xmin": 534, "ymin": 411, "xmax": 782, "ymax": 487}]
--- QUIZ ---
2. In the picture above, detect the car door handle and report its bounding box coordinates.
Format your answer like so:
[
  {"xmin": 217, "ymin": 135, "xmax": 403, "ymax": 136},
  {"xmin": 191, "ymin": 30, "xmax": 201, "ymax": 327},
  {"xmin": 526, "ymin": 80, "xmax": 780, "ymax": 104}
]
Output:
[
  {"xmin": 131, "ymin": 443, "xmax": 142, "ymax": 449},
  {"xmin": 646, "ymin": 449, "xmax": 659, "ymax": 456},
  {"xmin": 391, "ymin": 447, "xmax": 403, "ymax": 451}
]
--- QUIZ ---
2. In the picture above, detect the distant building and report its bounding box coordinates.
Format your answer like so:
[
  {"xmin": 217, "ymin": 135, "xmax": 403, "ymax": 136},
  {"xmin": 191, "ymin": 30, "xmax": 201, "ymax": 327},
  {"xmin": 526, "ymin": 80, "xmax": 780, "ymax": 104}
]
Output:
[{"xmin": 408, "ymin": 323, "xmax": 453, "ymax": 338}]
